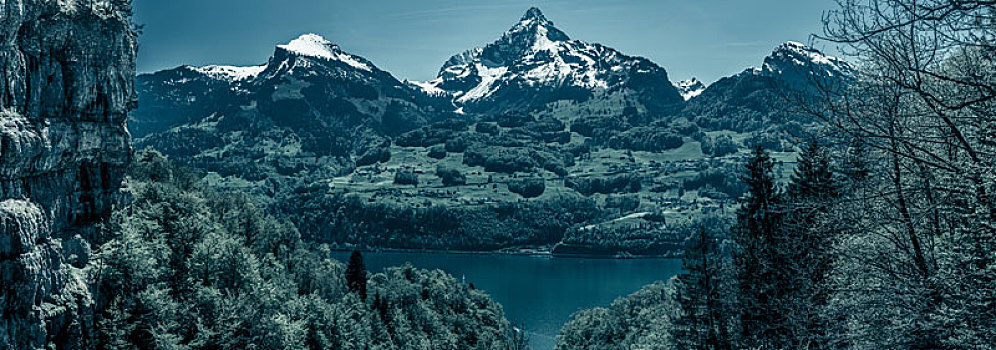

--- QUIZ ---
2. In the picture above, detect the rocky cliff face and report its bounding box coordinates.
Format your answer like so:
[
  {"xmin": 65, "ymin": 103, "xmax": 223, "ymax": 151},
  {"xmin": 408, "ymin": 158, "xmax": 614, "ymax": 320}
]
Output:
[{"xmin": 0, "ymin": 0, "xmax": 136, "ymax": 348}]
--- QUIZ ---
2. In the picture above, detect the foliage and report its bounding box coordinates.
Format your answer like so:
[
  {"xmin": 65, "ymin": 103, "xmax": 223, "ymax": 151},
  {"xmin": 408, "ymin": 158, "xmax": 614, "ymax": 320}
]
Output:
[
  {"xmin": 96, "ymin": 150, "xmax": 516, "ymax": 349},
  {"xmin": 427, "ymin": 145, "xmax": 447, "ymax": 159},
  {"xmin": 278, "ymin": 187, "xmax": 604, "ymax": 250},
  {"xmin": 394, "ymin": 119, "xmax": 468, "ymax": 147},
  {"xmin": 817, "ymin": 1, "xmax": 996, "ymax": 347},
  {"xmin": 570, "ymin": 115, "xmax": 628, "ymax": 139},
  {"xmin": 356, "ymin": 144, "xmax": 392, "ymax": 166},
  {"xmin": 436, "ymin": 165, "xmax": 467, "ymax": 186},
  {"xmin": 673, "ymin": 225, "xmax": 737, "ymax": 350},
  {"xmin": 682, "ymin": 166, "xmax": 746, "ymax": 199},
  {"xmin": 742, "ymin": 131, "xmax": 791, "ymax": 152},
  {"xmin": 700, "ymin": 134, "xmax": 739, "ymax": 158},
  {"xmin": 463, "ymin": 144, "xmax": 568, "ymax": 176},
  {"xmin": 507, "ymin": 177, "xmax": 546, "ymax": 198},
  {"xmin": 731, "ymin": 146, "xmax": 786, "ymax": 349},
  {"xmin": 495, "ymin": 112, "xmax": 535, "ymax": 128},
  {"xmin": 556, "ymin": 281, "xmax": 679, "ymax": 349},
  {"xmin": 393, "ymin": 169, "xmax": 419, "ymax": 186},
  {"xmin": 606, "ymin": 127, "xmax": 684, "ymax": 152},
  {"xmin": 475, "ymin": 122, "xmax": 500, "ymax": 136},
  {"xmin": 566, "ymin": 174, "xmax": 643, "ymax": 195},
  {"xmin": 557, "ymin": 216, "xmax": 713, "ymax": 257},
  {"xmin": 345, "ymin": 250, "xmax": 368, "ymax": 300}
]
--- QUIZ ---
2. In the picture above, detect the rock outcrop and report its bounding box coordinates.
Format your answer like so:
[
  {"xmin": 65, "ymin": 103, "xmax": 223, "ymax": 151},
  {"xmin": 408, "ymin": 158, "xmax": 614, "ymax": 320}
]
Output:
[{"xmin": 0, "ymin": 0, "xmax": 136, "ymax": 348}]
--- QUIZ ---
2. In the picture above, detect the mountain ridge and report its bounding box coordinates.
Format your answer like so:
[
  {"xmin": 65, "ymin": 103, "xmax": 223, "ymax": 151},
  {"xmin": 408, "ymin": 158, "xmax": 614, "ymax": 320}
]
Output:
[
  {"xmin": 129, "ymin": 6, "xmax": 856, "ymax": 259},
  {"xmin": 411, "ymin": 7, "xmax": 685, "ymax": 116}
]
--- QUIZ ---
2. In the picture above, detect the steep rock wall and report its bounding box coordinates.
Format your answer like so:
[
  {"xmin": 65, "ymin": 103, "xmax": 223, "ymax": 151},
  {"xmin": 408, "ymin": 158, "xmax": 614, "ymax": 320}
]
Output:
[{"xmin": 0, "ymin": 0, "xmax": 136, "ymax": 348}]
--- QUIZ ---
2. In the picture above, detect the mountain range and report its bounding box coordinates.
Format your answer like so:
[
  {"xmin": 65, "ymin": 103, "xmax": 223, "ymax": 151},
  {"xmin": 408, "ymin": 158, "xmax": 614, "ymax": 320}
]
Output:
[
  {"xmin": 133, "ymin": 7, "xmax": 850, "ymax": 141},
  {"xmin": 130, "ymin": 7, "xmax": 854, "ymax": 253}
]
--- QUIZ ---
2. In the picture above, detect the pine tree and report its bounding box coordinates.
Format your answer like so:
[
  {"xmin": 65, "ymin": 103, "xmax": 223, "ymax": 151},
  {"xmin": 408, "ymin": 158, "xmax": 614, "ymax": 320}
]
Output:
[
  {"xmin": 781, "ymin": 140, "xmax": 841, "ymax": 348},
  {"xmin": 345, "ymin": 250, "xmax": 368, "ymax": 300},
  {"xmin": 675, "ymin": 226, "xmax": 733, "ymax": 350},
  {"xmin": 787, "ymin": 140, "xmax": 838, "ymax": 201},
  {"xmin": 98, "ymin": 297, "xmax": 137, "ymax": 350},
  {"xmin": 733, "ymin": 146, "xmax": 783, "ymax": 348}
]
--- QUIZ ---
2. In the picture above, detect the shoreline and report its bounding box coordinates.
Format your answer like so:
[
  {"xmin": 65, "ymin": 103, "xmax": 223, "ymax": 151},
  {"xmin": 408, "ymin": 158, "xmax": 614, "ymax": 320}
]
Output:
[{"xmin": 327, "ymin": 246, "xmax": 682, "ymax": 259}]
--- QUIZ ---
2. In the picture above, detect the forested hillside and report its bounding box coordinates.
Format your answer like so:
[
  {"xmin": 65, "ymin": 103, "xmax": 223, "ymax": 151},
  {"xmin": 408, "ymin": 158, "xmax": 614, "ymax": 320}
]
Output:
[{"xmin": 95, "ymin": 150, "xmax": 518, "ymax": 349}]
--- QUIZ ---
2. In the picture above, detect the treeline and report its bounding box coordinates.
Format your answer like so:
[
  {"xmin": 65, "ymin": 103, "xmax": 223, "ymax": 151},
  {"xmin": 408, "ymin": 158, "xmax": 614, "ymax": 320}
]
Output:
[
  {"xmin": 93, "ymin": 150, "xmax": 517, "ymax": 349},
  {"xmin": 555, "ymin": 213, "xmax": 691, "ymax": 257},
  {"xmin": 276, "ymin": 187, "xmax": 604, "ymax": 250},
  {"xmin": 557, "ymin": 1, "xmax": 996, "ymax": 348},
  {"xmin": 570, "ymin": 113, "xmax": 691, "ymax": 152}
]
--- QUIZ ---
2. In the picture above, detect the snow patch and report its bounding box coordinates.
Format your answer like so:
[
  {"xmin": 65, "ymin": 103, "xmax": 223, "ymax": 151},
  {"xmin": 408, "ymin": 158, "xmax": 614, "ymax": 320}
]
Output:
[
  {"xmin": 673, "ymin": 78, "xmax": 706, "ymax": 100},
  {"xmin": 279, "ymin": 34, "xmax": 372, "ymax": 71},
  {"xmin": 457, "ymin": 65, "xmax": 508, "ymax": 102},
  {"xmin": 408, "ymin": 80, "xmax": 448, "ymax": 96},
  {"xmin": 192, "ymin": 65, "xmax": 266, "ymax": 82}
]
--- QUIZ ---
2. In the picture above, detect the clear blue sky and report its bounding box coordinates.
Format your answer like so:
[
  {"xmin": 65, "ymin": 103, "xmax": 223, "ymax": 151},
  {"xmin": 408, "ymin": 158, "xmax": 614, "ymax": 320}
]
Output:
[{"xmin": 134, "ymin": 0, "xmax": 838, "ymax": 84}]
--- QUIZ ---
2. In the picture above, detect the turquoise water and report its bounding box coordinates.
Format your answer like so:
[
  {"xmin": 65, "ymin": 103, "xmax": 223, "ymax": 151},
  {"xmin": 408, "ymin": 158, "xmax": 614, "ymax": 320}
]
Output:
[{"xmin": 331, "ymin": 251, "xmax": 682, "ymax": 349}]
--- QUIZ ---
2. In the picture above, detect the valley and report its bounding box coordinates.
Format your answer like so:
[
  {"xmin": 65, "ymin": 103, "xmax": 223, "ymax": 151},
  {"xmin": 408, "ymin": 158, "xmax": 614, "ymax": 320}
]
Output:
[
  {"xmin": 8, "ymin": 1, "xmax": 994, "ymax": 349},
  {"xmin": 132, "ymin": 8, "xmax": 836, "ymax": 257}
]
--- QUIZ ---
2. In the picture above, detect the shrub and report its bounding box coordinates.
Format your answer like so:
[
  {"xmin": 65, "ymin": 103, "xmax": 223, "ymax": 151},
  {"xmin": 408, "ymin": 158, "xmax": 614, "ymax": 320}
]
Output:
[
  {"xmin": 427, "ymin": 145, "xmax": 447, "ymax": 159},
  {"xmin": 701, "ymin": 134, "xmax": 739, "ymax": 157},
  {"xmin": 356, "ymin": 146, "xmax": 391, "ymax": 166},
  {"xmin": 508, "ymin": 177, "xmax": 546, "ymax": 198},
  {"xmin": 475, "ymin": 122, "xmax": 500, "ymax": 135},
  {"xmin": 394, "ymin": 170, "xmax": 419, "ymax": 185},
  {"xmin": 445, "ymin": 136, "xmax": 470, "ymax": 153},
  {"xmin": 436, "ymin": 165, "xmax": 466, "ymax": 186},
  {"xmin": 496, "ymin": 112, "xmax": 535, "ymax": 128}
]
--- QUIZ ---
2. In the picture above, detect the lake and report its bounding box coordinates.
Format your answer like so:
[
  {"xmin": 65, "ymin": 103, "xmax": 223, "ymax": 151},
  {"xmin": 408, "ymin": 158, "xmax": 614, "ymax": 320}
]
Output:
[{"xmin": 331, "ymin": 251, "xmax": 682, "ymax": 350}]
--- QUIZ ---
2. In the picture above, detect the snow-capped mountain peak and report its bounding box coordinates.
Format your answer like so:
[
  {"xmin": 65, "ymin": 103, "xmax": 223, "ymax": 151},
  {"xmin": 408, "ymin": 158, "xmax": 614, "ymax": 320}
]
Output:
[
  {"xmin": 411, "ymin": 7, "xmax": 683, "ymax": 114},
  {"xmin": 481, "ymin": 7, "xmax": 571, "ymax": 66},
  {"xmin": 762, "ymin": 41, "xmax": 852, "ymax": 77},
  {"xmin": 674, "ymin": 78, "xmax": 706, "ymax": 100},
  {"xmin": 509, "ymin": 7, "xmax": 568, "ymax": 43},
  {"xmin": 277, "ymin": 33, "xmax": 372, "ymax": 71}
]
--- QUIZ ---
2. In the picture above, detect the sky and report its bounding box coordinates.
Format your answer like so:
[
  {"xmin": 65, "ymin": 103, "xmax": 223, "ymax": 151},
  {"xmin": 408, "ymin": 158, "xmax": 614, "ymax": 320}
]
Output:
[{"xmin": 134, "ymin": 0, "xmax": 839, "ymax": 84}]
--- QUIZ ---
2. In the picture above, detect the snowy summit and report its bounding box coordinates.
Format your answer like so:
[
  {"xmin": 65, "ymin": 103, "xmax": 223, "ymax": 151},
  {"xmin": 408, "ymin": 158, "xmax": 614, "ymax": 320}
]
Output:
[
  {"xmin": 411, "ymin": 7, "xmax": 683, "ymax": 113},
  {"xmin": 277, "ymin": 33, "xmax": 372, "ymax": 71}
]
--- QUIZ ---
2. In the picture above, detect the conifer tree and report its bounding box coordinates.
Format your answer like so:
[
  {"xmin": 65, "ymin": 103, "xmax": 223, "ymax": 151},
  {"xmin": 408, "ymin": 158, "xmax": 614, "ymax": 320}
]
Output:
[
  {"xmin": 781, "ymin": 140, "xmax": 840, "ymax": 348},
  {"xmin": 787, "ymin": 140, "xmax": 838, "ymax": 201},
  {"xmin": 345, "ymin": 250, "xmax": 368, "ymax": 300},
  {"xmin": 733, "ymin": 146, "xmax": 783, "ymax": 348},
  {"xmin": 675, "ymin": 226, "xmax": 734, "ymax": 350}
]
